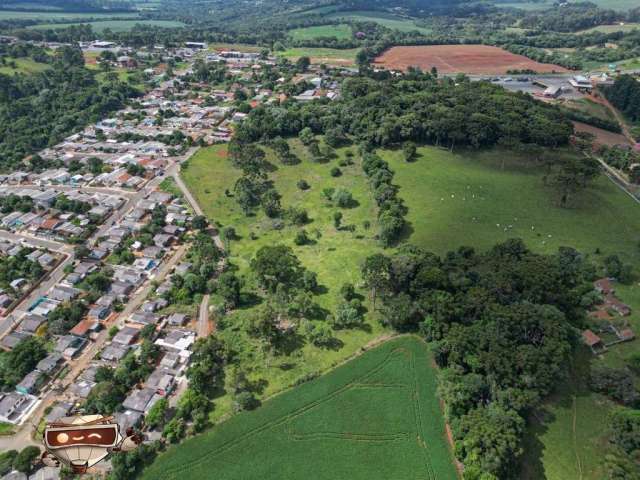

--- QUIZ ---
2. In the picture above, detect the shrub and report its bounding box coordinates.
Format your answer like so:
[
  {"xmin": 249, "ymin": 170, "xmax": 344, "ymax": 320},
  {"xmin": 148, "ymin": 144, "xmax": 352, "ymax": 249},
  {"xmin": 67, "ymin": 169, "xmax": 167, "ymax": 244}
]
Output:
[{"xmin": 330, "ymin": 167, "xmax": 342, "ymax": 177}]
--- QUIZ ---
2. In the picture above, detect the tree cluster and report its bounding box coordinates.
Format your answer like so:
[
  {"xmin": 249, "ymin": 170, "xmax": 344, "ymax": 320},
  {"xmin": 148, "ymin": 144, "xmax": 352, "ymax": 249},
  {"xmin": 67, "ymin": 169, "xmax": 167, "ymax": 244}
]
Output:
[
  {"xmin": 361, "ymin": 240, "xmax": 595, "ymax": 477},
  {"xmin": 361, "ymin": 150, "xmax": 407, "ymax": 247}
]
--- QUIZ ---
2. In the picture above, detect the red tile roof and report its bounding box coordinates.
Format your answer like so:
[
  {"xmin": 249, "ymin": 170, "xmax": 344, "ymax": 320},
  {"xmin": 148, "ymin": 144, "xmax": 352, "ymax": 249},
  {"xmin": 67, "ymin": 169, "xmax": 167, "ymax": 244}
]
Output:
[{"xmin": 582, "ymin": 329, "xmax": 602, "ymax": 347}]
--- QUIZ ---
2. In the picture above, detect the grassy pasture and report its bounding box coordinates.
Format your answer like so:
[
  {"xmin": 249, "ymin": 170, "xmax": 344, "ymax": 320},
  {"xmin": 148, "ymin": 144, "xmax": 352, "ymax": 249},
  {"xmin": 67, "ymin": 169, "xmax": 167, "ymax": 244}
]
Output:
[
  {"xmin": 182, "ymin": 142, "xmax": 640, "ymax": 478},
  {"xmin": 181, "ymin": 142, "xmax": 389, "ymax": 420},
  {"xmin": 385, "ymin": 146, "xmax": 640, "ymax": 266},
  {"xmin": 384, "ymin": 145, "xmax": 640, "ymax": 479},
  {"xmin": 0, "ymin": 57, "xmax": 49, "ymax": 74},
  {"xmin": 182, "ymin": 142, "xmax": 381, "ymax": 314},
  {"xmin": 578, "ymin": 22, "xmax": 640, "ymax": 34},
  {"xmin": 28, "ymin": 19, "xmax": 184, "ymax": 32},
  {"xmin": 141, "ymin": 336, "xmax": 458, "ymax": 480},
  {"xmin": 279, "ymin": 47, "xmax": 359, "ymax": 65},
  {"xmin": 289, "ymin": 24, "xmax": 352, "ymax": 41},
  {"xmin": 326, "ymin": 10, "xmax": 431, "ymax": 34}
]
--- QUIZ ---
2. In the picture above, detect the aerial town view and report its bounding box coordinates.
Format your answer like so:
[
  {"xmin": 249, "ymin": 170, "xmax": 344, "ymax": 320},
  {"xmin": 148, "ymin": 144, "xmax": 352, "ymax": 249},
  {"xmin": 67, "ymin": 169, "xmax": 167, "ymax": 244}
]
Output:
[{"xmin": 0, "ymin": 0, "xmax": 639, "ymax": 479}]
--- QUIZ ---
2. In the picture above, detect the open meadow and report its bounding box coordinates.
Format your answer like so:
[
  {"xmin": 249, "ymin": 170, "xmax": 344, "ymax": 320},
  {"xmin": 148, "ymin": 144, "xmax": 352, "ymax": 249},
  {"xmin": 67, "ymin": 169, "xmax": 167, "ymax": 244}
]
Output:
[
  {"xmin": 289, "ymin": 24, "xmax": 352, "ymax": 41},
  {"xmin": 326, "ymin": 10, "xmax": 431, "ymax": 34},
  {"xmin": 141, "ymin": 336, "xmax": 458, "ymax": 480},
  {"xmin": 578, "ymin": 22, "xmax": 640, "ymax": 34},
  {"xmin": 181, "ymin": 142, "xmax": 389, "ymax": 420},
  {"xmin": 181, "ymin": 141, "xmax": 640, "ymax": 479},
  {"xmin": 0, "ymin": 57, "xmax": 49, "ymax": 75},
  {"xmin": 0, "ymin": 10, "xmax": 140, "ymax": 20},
  {"xmin": 279, "ymin": 47, "xmax": 359, "ymax": 65}
]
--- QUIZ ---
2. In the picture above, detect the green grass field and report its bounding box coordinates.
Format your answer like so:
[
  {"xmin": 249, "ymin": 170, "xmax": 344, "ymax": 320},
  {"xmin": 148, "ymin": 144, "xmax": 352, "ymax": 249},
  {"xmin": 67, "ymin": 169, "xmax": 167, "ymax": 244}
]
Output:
[
  {"xmin": 0, "ymin": 422, "xmax": 14, "ymax": 436},
  {"xmin": 520, "ymin": 349, "xmax": 611, "ymax": 480},
  {"xmin": 326, "ymin": 10, "xmax": 431, "ymax": 34},
  {"xmin": 578, "ymin": 22, "xmax": 640, "ymax": 34},
  {"xmin": 28, "ymin": 19, "xmax": 184, "ymax": 32},
  {"xmin": 289, "ymin": 24, "xmax": 352, "ymax": 41},
  {"xmin": 141, "ymin": 336, "xmax": 458, "ymax": 480},
  {"xmin": 0, "ymin": 10, "xmax": 140, "ymax": 20},
  {"xmin": 182, "ymin": 142, "xmax": 640, "ymax": 478},
  {"xmin": 183, "ymin": 142, "xmax": 381, "ymax": 314},
  {"xmin": 382, "ymin": 145, "xmax": 640, "ymax": 479},
  {"xmin": 183, "ymin": 143, "xmax": 390, "ymax": 421},
  {"xmin": 279, "ymin": 47, "xmax": 359, "ymax": 65},
  {"xmin": 384, "ymin": 146, "xmax": 640, "ymax": 266},
  {"xmin": 0, "ymin": 57, "xmax": 50, "ymax": 75}
]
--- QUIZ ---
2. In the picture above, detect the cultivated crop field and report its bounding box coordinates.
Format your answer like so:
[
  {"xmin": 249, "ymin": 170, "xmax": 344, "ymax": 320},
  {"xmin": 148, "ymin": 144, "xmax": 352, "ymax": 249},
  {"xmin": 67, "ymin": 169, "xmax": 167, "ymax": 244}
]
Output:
[
  {"xmin": 374, "ymin": 45, "xmax": 568, "ymax": 74},
  {"xmin": 141, "ymin": 336, "xmax": 458, "ymax": 480}
]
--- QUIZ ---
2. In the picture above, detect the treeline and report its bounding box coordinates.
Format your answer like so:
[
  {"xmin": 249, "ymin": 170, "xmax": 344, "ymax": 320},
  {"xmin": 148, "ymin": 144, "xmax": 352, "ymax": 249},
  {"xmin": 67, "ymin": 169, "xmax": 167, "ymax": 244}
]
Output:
[
  {"xmin": 237, "ymin": 74, "xmax": 573, "ymax": 150},
  {"xmin": 603, "ymin": 75, "xmax": 640, "ymax": 123},
  {"xmin": 560, "ymin": 106, "xmax": 622, "ymax": 133},
  {"xmin": 0, "ymin": 0, "xmax": 137, "ymax": 12},
  {"xmin": 520, "ymin": 2, "xmax": 624, "ymax": 33},
  {"xmin": 360, "ymin": 239, "xmax": 594, "ymax": 478},
  {"xmin": 501, "ymin": 43, "xmax": 582, "ymax": 70},
  {"xmin": 0, "ymin": 45, "xmax": 139, "ymax": 171},
  {"xmin": 361, "ymin": 149, "xmax": 407, "ymax": 247}
]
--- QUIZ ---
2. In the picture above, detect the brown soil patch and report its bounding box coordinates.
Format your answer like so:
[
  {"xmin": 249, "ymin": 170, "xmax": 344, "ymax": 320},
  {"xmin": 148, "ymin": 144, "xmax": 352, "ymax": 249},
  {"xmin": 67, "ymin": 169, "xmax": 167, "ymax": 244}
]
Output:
[
  {"xmin": 374, "ymin": 45, "xmax": 569, "ymax": 75},
  {"xmin": 573, "ymin": 121, "xmax": 630, "ymax": 147}
]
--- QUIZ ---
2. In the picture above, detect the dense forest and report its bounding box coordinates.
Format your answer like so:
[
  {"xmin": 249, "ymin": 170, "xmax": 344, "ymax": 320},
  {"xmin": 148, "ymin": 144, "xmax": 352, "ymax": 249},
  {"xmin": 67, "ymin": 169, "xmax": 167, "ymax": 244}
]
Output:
[
  {"xmin": 360, "ymin": 240, "xmax": 595, "ymax": 478},
  {"xmin": 0, "ymin": 45, "xmax": 138, "ymax": 171},
  {"xmin": 236, "ymin": 73, "xmax": 573, "ymax": 150},
  {"xmin": 603, "ymin": 75, "xmax": 640, "ymax": 123}
]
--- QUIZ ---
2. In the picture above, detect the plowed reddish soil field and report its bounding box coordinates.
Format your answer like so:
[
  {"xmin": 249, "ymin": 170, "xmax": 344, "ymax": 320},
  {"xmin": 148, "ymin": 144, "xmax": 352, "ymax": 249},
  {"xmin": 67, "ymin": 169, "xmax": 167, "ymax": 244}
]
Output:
[{"xmin": 374, "ymin": 45, "xmax": 569, "ymax": 74}]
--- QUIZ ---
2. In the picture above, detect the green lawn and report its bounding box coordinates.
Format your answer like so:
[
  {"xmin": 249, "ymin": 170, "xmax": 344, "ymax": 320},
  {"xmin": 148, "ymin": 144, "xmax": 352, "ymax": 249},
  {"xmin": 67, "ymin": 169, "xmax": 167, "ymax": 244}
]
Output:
[
  {"xmin": 0, "ymin": 422, "xmax": 14, "ymax": 436},
  {"xmin": 141, "ymin": 336, "xmax": 458, "ymax": 480},
  {"xmin": 289, "ymin": 24, "xmax": 352, "ymax": 41},
  {"xmin": 0, "ymin": 57, "xmax": 50, "ymax": 75},
  {"xmin": 28, "ymin": 19, "xmax": 184, "ymax": 32},
  {"xmin": 326, "ymin": 10, "xmax": 431, "ymax": 34},
  {"xmin": 279, "ymin": 47, "xmax": 359, "ymax": 65}
]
